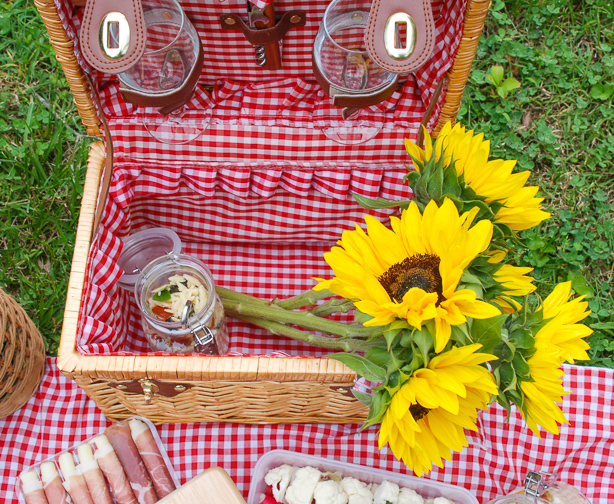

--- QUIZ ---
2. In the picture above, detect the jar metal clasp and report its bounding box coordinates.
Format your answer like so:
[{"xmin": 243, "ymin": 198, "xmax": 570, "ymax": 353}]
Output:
[
  {"xmin": 181, "ymin": 300, "xmax": 215, "ymax": 349},
  {"xmin": 524, "ymin": 471, "xmax": 558, "ymax": 502}
]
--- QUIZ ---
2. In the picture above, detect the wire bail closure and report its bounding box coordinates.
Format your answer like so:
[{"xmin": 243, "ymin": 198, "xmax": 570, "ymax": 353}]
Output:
[
  {"xmin": 524, "ymin": 471, "xmax": 558, "ymax": 502},
  {"xmin": 181, "ymin": 300, "xmax": 215, "ymax": 350}
]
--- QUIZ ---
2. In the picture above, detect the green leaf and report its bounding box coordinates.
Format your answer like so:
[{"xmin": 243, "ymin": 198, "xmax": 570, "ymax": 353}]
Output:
[
  {"xmin": 501, "ymin": 77, "xmax": 521, "ymax": 93},
  {"xmin": 490, "ymin": 65, "xmax": 504, "ymax": 86},
  {"xmin": 512, "ymin": 353, "xmax": 531, "ymax": 377},
  {"xmin": 153, "ymin": 289, "xmax": 171, "ymax": 302},
  {"xmin": 441, "ymin": 165, "xmax": 462, "ymax": 198},
  {"xmin": 590, "ymin": 83, "xmax": 614, "ymax": 101},
  {"xmin": 412, "ymin": 326, "xmax": 434, "ymax": 362},
  {"xmin": 328, "ymin": 353, "xmax": 386, "ymax": 382},
  {"xmin": 567, "ymin": 270, "xmax": 594, "ymax": 298},
  {"xmin": 362, "ymin": 390, "xmax": 390, "ymax": 429},
  {"xmin": 450, "ymin": 324, "xmax": 472, "ymax": 346},
  {"xmin": 354, "ymin": 309, "xmax": 374, "ymax": 325},
  {"xmin": 351, "ymin": 389, "xmax": 372, "ymax": 407},
  {"xmin": 352, "ymin": 193, "xmax": 412, "ymax": 211},
  {"xmin": 500, "ymin": 362, "xmax": 517, "ymax": 391},
  {"xmin": 470, "ymin": 315, "xmax": 507, "ymax": 354},
  {"xmin": 509, "ymin": 327, "xmax": 535, "ymax": 350}
]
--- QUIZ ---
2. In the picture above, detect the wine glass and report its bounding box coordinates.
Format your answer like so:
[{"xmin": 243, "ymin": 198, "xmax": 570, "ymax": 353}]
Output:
[
  {"xmin": 118, "ymin": 0, "xmax": 208, "ymax": 144},
  {"xmin": 312, "ymin": 0, "xmax": 397, "ymax": 145}
]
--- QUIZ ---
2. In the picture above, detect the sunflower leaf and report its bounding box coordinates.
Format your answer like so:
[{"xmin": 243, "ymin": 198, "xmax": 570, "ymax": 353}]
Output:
[
  {"xmin": 512, "ymin": 353, "xmax": 531, "ymax": 377},
  {"xmin": 412, "ymin": 326, "xmax": 434, "ymax": 363},
  {"xmin": 362, "ymin": 390, "xmax": 390, "ymax": 429},
  {"xmin": 509, "ymin": 327, "xmax": 535, "ymax": 350},
  {"xmin": 351, "ymin": 389, "xmax": 372, "ymax": 408},
  {"xmin": 352, "ymin": 193, "xmax": 412, "ymax": 211},
  {"xmin": 442, "ymin": 165, "xmax": 462, "ymax": 198},
  {"xmin": 470, "ymin": 314, "xmax": 507, "ymax": 354},
  {"xmin": 495, "ymin": 392, "xmax": 513, "ymax": 419},
  {"xmin": 327, "ymin": 353, "xmax": 386, "ymax": 382},
  {"xmin": 500, "ymin": 362, "xmax": 517, "ymax": 391},
  {"xmin": 451, "ymin": 324, "xmax": 472, "ymax": 346},
  {"xmin": 366, "ymin": 344, "xmax": 392, "ymax": 368},
  {"xmin": 354, "ymin": 309, "xmax": 374, "ymax": 325}
]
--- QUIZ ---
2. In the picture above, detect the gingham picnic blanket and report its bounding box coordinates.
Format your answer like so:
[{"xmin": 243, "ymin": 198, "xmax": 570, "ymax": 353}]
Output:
[{"xmin": 1, "ymin": 358, "xmax": 613, "ymax": 503}]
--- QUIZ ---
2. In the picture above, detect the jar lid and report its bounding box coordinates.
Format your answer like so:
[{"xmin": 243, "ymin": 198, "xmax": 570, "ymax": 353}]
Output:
[{"xmin": 117, "ymin": 228, "xmax": 182, "ymax": 290}]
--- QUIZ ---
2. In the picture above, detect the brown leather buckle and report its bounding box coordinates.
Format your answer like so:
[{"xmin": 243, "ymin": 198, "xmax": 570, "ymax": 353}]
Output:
[
  {"xmin": 80, "ymin": 0, "xmax": 147, "ymax": 74},
  {"xmin": 365, "ymin": 0, "xmax": 436, "ymax": 74}
]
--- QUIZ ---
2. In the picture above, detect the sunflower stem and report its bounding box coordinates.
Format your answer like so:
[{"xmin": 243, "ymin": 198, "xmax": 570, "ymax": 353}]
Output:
[
  {"xmin": 308, "ymin": 298, "xmax": 355, "ymax": 317},
  {"xmin": 220, "ymin": 298, "xmax": 381, "ymax": 339},
  {"xmin": 273, "ymin": 289, "xmax": 334, "ymax": 309},
  {"xmin": 214, "ymin": 286, "xmax": 275, "ymax": 306},
  {"xmin": 228, "ymin": 313, "xmax": 372, "ymax": 352}
]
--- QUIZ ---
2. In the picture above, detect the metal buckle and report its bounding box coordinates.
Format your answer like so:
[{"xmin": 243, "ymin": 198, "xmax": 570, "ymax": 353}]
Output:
[
  {"xmin": 524, "ymin": 471, "xmax": 558, "ymax": 502},
  {"xmin": 181, "ymin": 300, "xmax": 215, "ymax": 349},
  {"xmin": 99, "ymin": 12, "xmax": 131, "ymax": 60}
]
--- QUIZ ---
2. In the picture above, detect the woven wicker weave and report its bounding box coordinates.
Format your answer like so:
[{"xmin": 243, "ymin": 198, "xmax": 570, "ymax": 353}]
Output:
[{"xmin": 0, "ymin": 288, "xmax": 46, "ymax": 419}]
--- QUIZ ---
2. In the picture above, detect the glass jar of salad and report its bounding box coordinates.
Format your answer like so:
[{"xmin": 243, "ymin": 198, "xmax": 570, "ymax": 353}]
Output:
[
  {"xmin": 486, "ymin": 472, "xmax": 591, "ymax": 504},
  {"xmin": 135, "ymin": 253, "xmax": 229, "ymax": 354}
]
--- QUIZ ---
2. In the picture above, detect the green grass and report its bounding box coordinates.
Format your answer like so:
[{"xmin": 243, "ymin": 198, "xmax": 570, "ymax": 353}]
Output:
[
  {"xmin": 457, "ymin": 0, "xmax": 614, "ymax": 367},
  {"xmin": 0, "ymin": 0, "xmax": 90, "ymax": 355},
  {"xmin": 1, "ymin": 0, "xmax": 613, "ymax": 364}
]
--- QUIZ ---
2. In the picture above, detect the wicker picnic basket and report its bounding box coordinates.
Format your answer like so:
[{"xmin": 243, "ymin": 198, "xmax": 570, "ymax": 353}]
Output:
[
  {"xmin": 0, "ymin": 288, "xmax": 46, "ymax": 419},
  {"xmin": 35, "ymin": 0, "xmax": 491, "ymax": 424}
]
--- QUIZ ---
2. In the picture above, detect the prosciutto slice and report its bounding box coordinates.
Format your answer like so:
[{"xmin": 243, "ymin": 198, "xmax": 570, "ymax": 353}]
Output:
[
  {"xmin": 40, "ymin": 462, "xmax": 72, "ymax": 504},
  {"xmin": 129, "ymin": 419, "xmax": 176, "ymax": 498},
  {"xmin": 58, "ymin": 453, "xmax": 94, "ymax": 504},
  {"xmin": 20, "ymin": 470, "xmax": 50, "ymax": 504},
  {"xmin": 93, "ymin": 435, "xmax": 139, "ymax": 504},
  {"xmin": 76, "ymin": 443, "xmax": 114, "ymax": 504},
  {"xmin": 105, "ymin": 422, "xmax": 158, "ymax": 504}
]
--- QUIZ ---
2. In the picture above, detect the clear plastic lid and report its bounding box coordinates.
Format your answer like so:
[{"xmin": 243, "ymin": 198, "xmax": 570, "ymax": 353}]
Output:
[{"xmin": 117, "ymin": 228, "xmax": 182, "ymax": 290}]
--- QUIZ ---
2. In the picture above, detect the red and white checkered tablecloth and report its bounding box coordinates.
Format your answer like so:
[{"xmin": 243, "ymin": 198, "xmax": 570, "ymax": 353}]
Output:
[{"xmin": 1, "ymin": 358, "xmax": 612, "ymax": 503}]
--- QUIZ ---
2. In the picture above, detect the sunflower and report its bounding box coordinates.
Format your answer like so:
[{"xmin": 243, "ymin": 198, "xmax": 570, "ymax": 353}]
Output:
[
  {"xmin": 314, "ymin": 198, "xmax": 501, "ymax": 353},
  {"xmin": 378, "ymin": 344, "xmax": 498, "ymax": 476},
  {"xmin": 405, "ymin": 122, "xmax": 551, "ymax": 232},
  {"xmin": 520, "ymin": 349, "xmax": 570, "ymax": 437},
  {"xmin": 488, "ymin": 251, "xmax": 537, "ymax": 313},
  {"xmin": 534, "ymin": 281, "xmax": 593, "ymax": 364}
]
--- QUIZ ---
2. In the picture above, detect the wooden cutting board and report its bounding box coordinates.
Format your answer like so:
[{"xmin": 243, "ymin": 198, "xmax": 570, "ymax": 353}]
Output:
[{"xmin": 159, "ymin": 467, "xmax": 247, "ymax": 504}]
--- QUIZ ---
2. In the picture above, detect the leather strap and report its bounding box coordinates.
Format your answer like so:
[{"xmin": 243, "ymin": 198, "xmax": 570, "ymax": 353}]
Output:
[
  {"xmin": 416, "ymin": 77, "xmax": 445, "ymax": 148},
  {"xmin": 119, "ymin": 40, "xmax": 204, "ymax": 115},
  {"xmin": 220, "ymin": 10, "xmax": 307, "ymax": 46},
  {"xmin": 312, "ymin": 53, "xmax": 398, "ymax": 119},
  {"xmin": 365, "ymin": 0, "xmax": 435, "ymax": 74},
  {"xmin": 80, "ymin": 0, "xmax": 147, "ymax": 74}
]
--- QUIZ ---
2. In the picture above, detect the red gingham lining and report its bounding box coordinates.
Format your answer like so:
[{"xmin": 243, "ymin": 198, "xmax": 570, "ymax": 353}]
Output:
[
  {"xmin": 77, "ymin": 187, "xmax": 413, "ymax": 355},
  {"xmin": 1, "ymin": 360, "xmax": 613, "ymax": 504}
]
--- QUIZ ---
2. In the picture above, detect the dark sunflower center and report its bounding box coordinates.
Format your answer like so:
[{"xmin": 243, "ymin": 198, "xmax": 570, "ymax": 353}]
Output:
[
  {"xmin": 377, "ymin": 254, "xmax": 443, "ymax": 304},
  {"xmin": 409, "ymin": 403, "xmax": 431, "ymax": 421}
]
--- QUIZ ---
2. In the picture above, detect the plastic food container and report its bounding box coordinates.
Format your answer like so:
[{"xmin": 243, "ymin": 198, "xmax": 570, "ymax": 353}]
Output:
[
  {"xmin": 16, "ymin": 416, "xmax": 180, "ymax": 503},
  {"xmin": 117, "ymin": 227, "xmax": 183, "ymax": 290},
  {"xmin": 135, "ymin": 253, "xmax": 229, "ymax": 354},
  {"xmin": 247, "ymin": 449, "xmax": 479, "ymax": 504},
  {"xmin": 486, "ymin": 472, "xmax": 591, "ymax": 504}
]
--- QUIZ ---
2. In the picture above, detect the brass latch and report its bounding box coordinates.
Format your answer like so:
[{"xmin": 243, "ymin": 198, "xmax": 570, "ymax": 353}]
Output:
[
  {"xmin": 109, "ymin": 378, "xmax": 193, "ymax": 404},
  {"xmin": 140, "ymin": 379, "xmax": 159, "ymax": 404}
]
